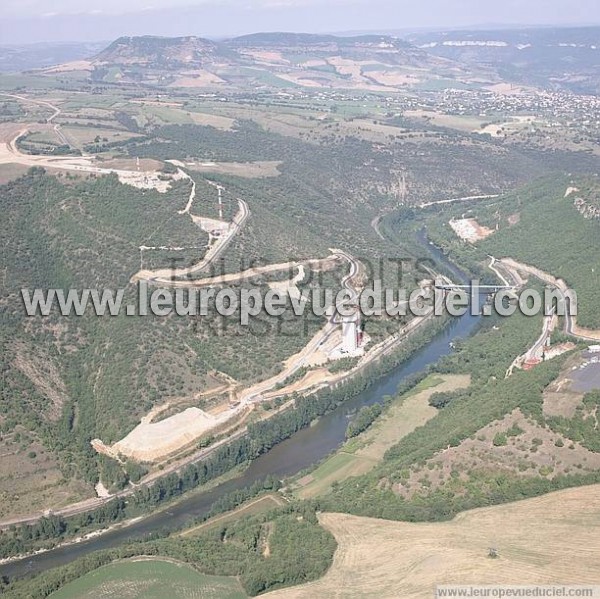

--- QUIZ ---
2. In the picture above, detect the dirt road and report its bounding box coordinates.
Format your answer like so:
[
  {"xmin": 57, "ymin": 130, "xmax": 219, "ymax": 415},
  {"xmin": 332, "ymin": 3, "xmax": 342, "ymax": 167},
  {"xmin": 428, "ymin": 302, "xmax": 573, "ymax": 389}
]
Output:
[{"xmin": 418, "ymin": 193, "xmax": 499, "ymax": 209}]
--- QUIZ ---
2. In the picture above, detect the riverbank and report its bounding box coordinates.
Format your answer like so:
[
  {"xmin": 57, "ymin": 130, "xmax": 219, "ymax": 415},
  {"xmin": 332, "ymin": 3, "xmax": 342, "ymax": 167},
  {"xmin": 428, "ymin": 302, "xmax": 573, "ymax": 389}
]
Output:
[{"xmin": 0, "ymin": 235, "xmax": 483, "ymax": 581}]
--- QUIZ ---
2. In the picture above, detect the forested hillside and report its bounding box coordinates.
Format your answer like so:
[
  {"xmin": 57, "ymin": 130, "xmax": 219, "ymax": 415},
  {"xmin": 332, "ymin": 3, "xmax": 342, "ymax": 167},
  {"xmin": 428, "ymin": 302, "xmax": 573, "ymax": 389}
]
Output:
[
  {"xmin": 416, "ymin": 176, "xmax": 600, "ymax": 328},
  {"xmin": 319, "ymin": 306, "xmax": 600, "ymax": 521},
  {"xmin": 0, "ymin": 167, "xmax": 337, "ymax": 503},
  {"xmin": 478, "ymin": 178, "xmax": 600, "ymax": 329}
]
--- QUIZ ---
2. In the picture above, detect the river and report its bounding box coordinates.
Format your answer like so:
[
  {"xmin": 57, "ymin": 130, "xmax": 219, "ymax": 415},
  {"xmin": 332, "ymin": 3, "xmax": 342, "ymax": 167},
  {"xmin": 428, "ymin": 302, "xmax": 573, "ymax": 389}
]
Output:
[{"xmin": 1, "ymin": 233, "xmax": 482, "ymax": 580}]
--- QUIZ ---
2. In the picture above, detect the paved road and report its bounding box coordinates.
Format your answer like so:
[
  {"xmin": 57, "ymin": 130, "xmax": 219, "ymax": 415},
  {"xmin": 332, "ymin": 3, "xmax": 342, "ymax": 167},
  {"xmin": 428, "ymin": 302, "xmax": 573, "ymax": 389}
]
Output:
[
  {"xmin": 491, "ymin": 256, "xmax": 600, "ymax": 377},
  {"xmin": 132, "ymin": 197, "xmax": 250, "ymax": 283},
  {"xmin": 497, "ymin": 257, "xmax": 599, "ymax": 342},
  {"xmin": 241, "ymin": 249, "xmax": 360, "ymax": 404}
]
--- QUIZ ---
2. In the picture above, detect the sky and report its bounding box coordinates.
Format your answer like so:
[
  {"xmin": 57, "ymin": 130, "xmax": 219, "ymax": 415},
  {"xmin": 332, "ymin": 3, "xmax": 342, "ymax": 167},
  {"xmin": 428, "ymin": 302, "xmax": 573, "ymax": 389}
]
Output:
[{"xmin": 0, "ymin": 0, "xmax": 598, "ymax": 44}]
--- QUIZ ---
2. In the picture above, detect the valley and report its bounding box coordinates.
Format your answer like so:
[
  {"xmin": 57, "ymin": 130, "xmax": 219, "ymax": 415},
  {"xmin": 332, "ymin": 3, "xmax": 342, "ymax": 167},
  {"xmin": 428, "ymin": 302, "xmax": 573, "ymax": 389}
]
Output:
[{"xmin": 0, "ymin": 23, "xmax": 600, "ymax": 599}]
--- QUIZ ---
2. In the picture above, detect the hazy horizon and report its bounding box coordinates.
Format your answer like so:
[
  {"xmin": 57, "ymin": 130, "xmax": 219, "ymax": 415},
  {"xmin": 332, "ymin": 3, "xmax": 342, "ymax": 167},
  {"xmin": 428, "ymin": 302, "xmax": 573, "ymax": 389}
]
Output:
[{"xmin": 0, "ymin": 0, "xmax": 598, "ymax": 45}]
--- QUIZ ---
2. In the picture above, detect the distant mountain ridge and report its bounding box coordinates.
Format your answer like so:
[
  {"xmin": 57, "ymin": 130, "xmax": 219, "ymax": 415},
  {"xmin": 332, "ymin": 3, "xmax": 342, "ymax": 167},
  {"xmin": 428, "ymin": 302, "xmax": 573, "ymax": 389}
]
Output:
[
  {"xmin": 5, "ymin": 26, "xmax": 598, "ymax": 94},
  {"xmin": 228, "ymin": 31, "xmax": 412, "ymax": 48},
  {"xmin": 93, "ymin": 32, "xmax": 415, "ymax": 64},
  {"xmin": 407, "ymin": 26, "xmax": 600, "ymax": 94},
  {"xmin": 95, "ymin": 35, "xmax": 220, "ymax": 67},
  {"xmin": 74, "ymin": 31, "xmax": 474, "ymax": 91}
]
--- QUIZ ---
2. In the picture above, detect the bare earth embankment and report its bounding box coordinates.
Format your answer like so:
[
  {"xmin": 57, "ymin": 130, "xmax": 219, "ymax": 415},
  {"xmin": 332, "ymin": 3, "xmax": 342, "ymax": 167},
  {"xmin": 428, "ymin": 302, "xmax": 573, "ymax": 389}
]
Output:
[{"xmin": 266, "ymin": 485, "xmax": 600, "ymax": 599}]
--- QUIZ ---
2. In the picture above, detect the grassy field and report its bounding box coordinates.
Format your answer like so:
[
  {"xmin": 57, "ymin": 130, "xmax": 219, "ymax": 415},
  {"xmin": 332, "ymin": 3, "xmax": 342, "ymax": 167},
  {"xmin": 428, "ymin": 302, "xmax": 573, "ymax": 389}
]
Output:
[
  {"xmin": 189, "ymin": 110, "xmax": 237, "ymax": 130},
  {"xmin": 295, "ymin": 374, "xmax": 470, "ymax": 498},
  {"xmin": 50, "ymin": 558, "xmax": 247, "ymax": 599},
  {"xmin": 180, "ymin": 493, "xmax": 286, "ymax": 537},
  {"xmin": 296, "ymin": 452, "xmax": 375, "ymax": 498},
  {"xmin": 266, "ymin": 485, "xmax": 600, "ymax": 599},
  {"xmin": 60, "ymin": 126, "xmax": 140, "ymax": 148}
]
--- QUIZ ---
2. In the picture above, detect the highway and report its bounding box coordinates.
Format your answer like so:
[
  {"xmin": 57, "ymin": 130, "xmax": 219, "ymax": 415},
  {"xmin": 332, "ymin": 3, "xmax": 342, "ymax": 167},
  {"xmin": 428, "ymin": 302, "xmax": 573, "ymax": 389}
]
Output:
[
  {"xmin": 132, "ymin": 197, "xmax": 250, "ymax": 284},
  {"xmin": 488, "ymin": 255, "xmax": 600, "ymax": 377},
  {"xmin": 527, "ymin": 307, "xmax": 557, "ymax": 360},
  {"xmin": 240, "ymin": 249, "xmax": 361, "ymax": 404},
  {"xmin": 140, "ymin": 257, "xmax": 338, "ymax": 290},
  {"xmin": 496, "ymin": 257, "xmax": 600, "ymax": 342}
]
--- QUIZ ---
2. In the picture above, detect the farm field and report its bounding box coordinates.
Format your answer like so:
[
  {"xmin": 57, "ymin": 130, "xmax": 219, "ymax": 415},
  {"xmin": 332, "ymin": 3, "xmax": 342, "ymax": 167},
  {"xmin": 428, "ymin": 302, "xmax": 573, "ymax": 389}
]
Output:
[
  {"xmin": 404, "ymin": 109, "xmax": 488, "ymax": 131},
  {"xmin": 188, "ymin": 110, "xmax": 237, "ymax": 130},
  {"xmin": 49, "ymin": 558, "xmax": 247, "ymax": 599},
  {"xmin": 59, "ymin": 126, "xmax": 141, "ymax": 149},
  {"xmin": 266, "ymin": 484, "xmax": 600, "ymax": 599}
]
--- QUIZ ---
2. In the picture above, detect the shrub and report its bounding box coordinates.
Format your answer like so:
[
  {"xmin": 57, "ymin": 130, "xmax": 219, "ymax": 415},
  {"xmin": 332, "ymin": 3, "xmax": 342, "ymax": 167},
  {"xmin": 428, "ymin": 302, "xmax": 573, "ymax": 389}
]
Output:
[{"xmin": 493, "ymin": 433, "xmax": 508, "ymax": 447}]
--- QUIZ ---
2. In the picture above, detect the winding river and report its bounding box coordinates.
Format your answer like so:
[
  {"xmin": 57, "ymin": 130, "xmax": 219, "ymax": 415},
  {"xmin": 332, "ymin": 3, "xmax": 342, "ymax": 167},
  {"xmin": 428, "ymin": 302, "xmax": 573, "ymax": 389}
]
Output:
[{"xmin": 2, "ymin": 233, "xmax": 482, "ymax": 580}]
